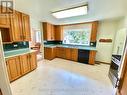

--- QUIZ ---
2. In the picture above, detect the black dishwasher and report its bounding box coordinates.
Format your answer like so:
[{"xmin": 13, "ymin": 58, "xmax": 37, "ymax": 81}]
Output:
[{"xmin": 78, "ymin": 49, "xmax": 90, "ymax": 64}]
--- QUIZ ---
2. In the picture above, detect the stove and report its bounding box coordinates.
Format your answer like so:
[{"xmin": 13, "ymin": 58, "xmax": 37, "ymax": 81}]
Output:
[{"xmin": 109, "ymin": 55, "xmax": 122, "ymax": 87}]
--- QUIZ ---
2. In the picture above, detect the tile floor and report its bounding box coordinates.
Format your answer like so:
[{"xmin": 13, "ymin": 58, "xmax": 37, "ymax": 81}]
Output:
[{"xmin": 11, "ymin": 58, "xmax": 113, "ymax": 95}]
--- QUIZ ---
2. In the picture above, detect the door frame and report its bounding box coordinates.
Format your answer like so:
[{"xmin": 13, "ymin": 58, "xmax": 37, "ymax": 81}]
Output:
[{"xmin": 0, "ymin": 31, "xmax": 12, "ymax": 95}]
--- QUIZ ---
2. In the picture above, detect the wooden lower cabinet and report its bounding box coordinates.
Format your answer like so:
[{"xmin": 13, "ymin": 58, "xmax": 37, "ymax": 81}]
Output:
[
  {"xmin": 6, "ymin": 56, "xmax": 21, "ymax": 82},
  {"xmin": 56, "ymin": 47, "xmax": 78, "ymax": 61},
  {"xmin": 44, "ymin": 46, "xmax": 96, "ymax": 64},
  {"xmin": 6, "ymin": 52, "xmax": 37, "ymax": 82},
  {"xmin": 20, "ymin": 54, "xmax": 31, "ymax": 75},
  {"xmin": 89, "ymin": 51, "xmax": 96, "ymax": 65},
  {"xmin": 71, "ymin": 48, "xmax": 78, "ymax": 61},
  {"xmin": 65, "ymin": 48, "xmax": 71, "ymax": 60},
  {"xmin": 30, "ymin": 52, "xmax": 37, "ymax": 70},
  {"xmin": 44, "ymin": 47, "xmax": 56, "ymax": 60},
  {"xmin": 56, "ymin": 47, "xmax": 66, "ymax": 59}
]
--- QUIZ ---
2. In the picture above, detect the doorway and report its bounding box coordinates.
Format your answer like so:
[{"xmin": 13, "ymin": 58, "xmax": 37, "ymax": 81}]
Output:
[{"xmin": 30, "ymin": 28, "xmax": 43, "ymax": 61}]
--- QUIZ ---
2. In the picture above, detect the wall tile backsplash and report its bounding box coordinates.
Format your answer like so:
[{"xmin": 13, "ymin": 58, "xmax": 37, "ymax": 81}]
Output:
[{"xmin": 3, "ymin": 42, "xmax": 29, "ymax": 51}]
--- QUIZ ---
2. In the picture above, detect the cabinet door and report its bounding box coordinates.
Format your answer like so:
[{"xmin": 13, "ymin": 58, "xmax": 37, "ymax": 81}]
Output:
[
  {"xmin": 89, "ymin": 51, "xmax": 96, "ymax": 65},
  {"xmin": 6, "ymin": 56, "xmax": 21, "ymax": 82},
  {"xmin": 55, "ymin": 25, "xmax": 63, "ymax": 41},
  {"xmin": 56, "ymin": 47, "xmax": 65, "ymax": 58},
  {"xmin": 65, "ymin": 48, "xmax": 71, "ymax": 60},
  {"xmin": 22, "ymin": 13, "xmax": 31, "ymax": 41},
  {"xmin": 10, "ymin": 11, "xmax": 23, "ymax": 42},
  {"xmin": 43, "ymin": 22, "xmax": 52, "ymax": 40},
  {"xmin": 43, "ymin": 22, "xmax": 55, "ymax": 41},
  {"xmin": 29, "ymin": 52, "xmax": 37, "ymax": 70},
  {"xmin": 51, "ymin": 25, "xmax": 55, "ymax": 40},
  {"xmin": 20, "ymin": 54, "xmax": 30, "ymax": 75},
  {"xmin": 0, "ymin": 7, "xmax": 10, "ymax": 28},
  {"xmin": 71, "ymin": 48, "xmax": 78, "ymax": 61},
  {"xmin": 90, "ymin": 21, "xmax": 98, "ymax": 42},
  {"xmin": 44, "ymin": 47, "xmax": 56, "ymax": 60}
]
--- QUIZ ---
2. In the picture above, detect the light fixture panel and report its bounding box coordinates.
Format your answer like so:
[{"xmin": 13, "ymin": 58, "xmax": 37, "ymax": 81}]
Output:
[{"xmin": 52, "ymin": 5, "xmax": 88, "ymax": 19}]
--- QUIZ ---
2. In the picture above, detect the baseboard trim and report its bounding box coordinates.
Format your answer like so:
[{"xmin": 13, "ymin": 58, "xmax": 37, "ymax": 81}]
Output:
[{"xmin": 95, "ymin": 61, "xmax": 111, "ymax": 65}]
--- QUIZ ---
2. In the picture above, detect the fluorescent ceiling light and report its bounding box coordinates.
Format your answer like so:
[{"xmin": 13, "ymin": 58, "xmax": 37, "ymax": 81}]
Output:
[{"xmin": 52, "ymin": 5, "xmax": 88, "ymax": 19}]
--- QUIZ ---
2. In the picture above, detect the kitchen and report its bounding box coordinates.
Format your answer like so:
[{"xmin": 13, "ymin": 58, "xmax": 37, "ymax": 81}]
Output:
[{"xmin": 0, "ymin": 0, "xmax": 127, "ymax": 95}]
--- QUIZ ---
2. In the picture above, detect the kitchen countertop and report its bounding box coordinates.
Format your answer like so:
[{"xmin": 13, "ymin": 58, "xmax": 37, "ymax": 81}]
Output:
[
  {"xmin": 44, "ymin": 44, "xmax": 97, "ymax": 51},
  {"xmin": 4, "ymin": 48, "xmax": 37, "ymax": 59}
]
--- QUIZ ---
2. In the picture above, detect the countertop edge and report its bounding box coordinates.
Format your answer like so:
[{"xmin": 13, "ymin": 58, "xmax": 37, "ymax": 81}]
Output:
[{"xmin": 4, "ymin": 50, "xmax": 37, "ymax": 59}]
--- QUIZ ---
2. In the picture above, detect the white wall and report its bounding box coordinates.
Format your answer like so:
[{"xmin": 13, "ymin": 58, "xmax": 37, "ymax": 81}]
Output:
[
  {"xmin": 112, "ymin": 17, "xmax": 127, "ymax": 55},
  {"xmin": 96, "ymin": 20, "xmax": 118, "ymax": 63}
]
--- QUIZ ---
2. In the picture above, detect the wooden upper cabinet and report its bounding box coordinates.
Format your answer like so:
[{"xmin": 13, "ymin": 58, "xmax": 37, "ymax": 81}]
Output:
[
  {"xmin": 6, "ymin": 56, "xmax": 21, "ymax": 82},
  {"xmin": 43, "ymin": 22, "xmax": 55, "ymax": 41},
  {"xmin": 10, "ymin": 11, "xmax": 23, "ymax": 42},
  {"xmin": 20, "ymin": 54, "xmax": 31, "ymax": 75},
  {"xmin": 0, "ymin": 14, "xmax": 10, "ymax": 28},
  {"xmin": 29, "ymin": 52, "xmax": 37, "ymax": 70},
  {"xmin": 90, "ymin": 21, "xmax": 99, "ymax": 42},
  {"xmin": 21, "ymin": 13, "xmax": 31, "ymax": 41},
  {"xmin": 0, "ymin": 6, "xmax": 10, "ymax": 28},
  {"xmin": 55, "ymin": 25, "xmax": 63, "ymax": 41}
]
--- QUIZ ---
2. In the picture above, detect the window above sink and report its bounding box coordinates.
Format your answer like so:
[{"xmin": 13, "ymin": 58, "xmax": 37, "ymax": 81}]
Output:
[{"xmin": 63, "ymin": 23, "xmax": 92, "ymax": 46}]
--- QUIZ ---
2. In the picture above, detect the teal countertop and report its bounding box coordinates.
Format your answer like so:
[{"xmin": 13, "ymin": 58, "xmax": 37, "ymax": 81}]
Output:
[
  {"xmin": 44, "ymin": 44, "xmax": 97, "ymax": 51},
  {"xmin": 4, "ymin": 48, "xmax": 37, "ymax": 59}
]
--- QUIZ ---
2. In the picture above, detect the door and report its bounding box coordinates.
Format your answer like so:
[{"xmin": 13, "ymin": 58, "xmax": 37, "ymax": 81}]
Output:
[
  {"xmin": 10, "ymin": 11, "xmax": 23, "ymax": 41},
  {"xmin": 22, "ymin": 13, "xmax": 31, "ymax": 41},
  {"xmin": 29, "ymin": 52, "xmax": 37, "ymax": 70},
  {"xmin": 6, "ymin": 56, "xmax": 21, "ymax": 82},
  {"xmin": 20, "ymin": 54, "xmax": 30, "ymax": 75}
]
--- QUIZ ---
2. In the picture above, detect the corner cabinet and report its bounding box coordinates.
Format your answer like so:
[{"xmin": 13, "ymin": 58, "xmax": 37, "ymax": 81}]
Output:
[
  {"xmin": 6, "ymin": 52, "xmax": 37, "ymax": 82},
  {"xmin": 42, "ymin": 22, "xmax": 63, "ymax": 41},
  {"xmin": 43, "ymin": 22, "xmax": 55, "ymax": 41}
]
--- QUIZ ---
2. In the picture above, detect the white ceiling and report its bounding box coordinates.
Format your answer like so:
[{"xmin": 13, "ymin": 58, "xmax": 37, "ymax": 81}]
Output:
[{"xmin": 14, "ymin": 0, "xmax": 127, "ymax": 24}]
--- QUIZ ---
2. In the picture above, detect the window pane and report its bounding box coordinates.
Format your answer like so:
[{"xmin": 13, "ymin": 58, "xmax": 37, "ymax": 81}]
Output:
[{"xmin": 63, "ymin": 24, "xmax": 92, "ymax": 46}]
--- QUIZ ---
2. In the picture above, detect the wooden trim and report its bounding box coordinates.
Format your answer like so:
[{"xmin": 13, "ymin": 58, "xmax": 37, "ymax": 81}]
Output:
[
  {"xmin": 61, "ymin": 21, "xmax": 98, "ymax": 26},
  {"xmin": 95, "ymin": 61, "xmax": 111, "ymax": 65}
]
